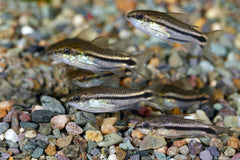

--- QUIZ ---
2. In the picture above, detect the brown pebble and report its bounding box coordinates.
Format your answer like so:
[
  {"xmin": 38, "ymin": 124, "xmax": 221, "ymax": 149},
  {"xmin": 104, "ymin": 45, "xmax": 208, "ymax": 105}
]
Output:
[
  {"xmin": 0, "ymin": 110, "xmax": 7, "ymax": 118},
  {"xmin": 0, "ymin": 100, "xmax": 14, "ymax": 111},
  {"xmin": 11, "ymin": 111, "xmax": 19, "ymax": 134},
  {"xmin": 101, "ymin": 124, "xmax": 117, "ymax": 135},
  {"xmin": 210, "ymin": 138, "xmax": 223, "ymax": 149},
  {"xmin": 174, "ymin": 139, "xmax": 186, "ymax": 148},
  {"xmin": 149, "ymin": 57, "xmax": 160, "ymax": 67},
  {"xmin": 171, "ymin": 107, "xmax": 182, "ymax": 115},
  {"xmin": 56, "ymin": 135, "xmax": 73, "ymax": 148},
  {"xmin": 116, "ymin": 146, "xmax": 127, "ymax": 160},
  {"xmin": 102, "ymin": 117, "xmax": 118, "ymax": 126},
  {"xmin": 120, "ymin": 77, "xmax": 132, "ymax": 88},
  {"xmin": 131, "ymin": 129, "xmax": 144, "ymax": 139},
  {"xmin": 213, "ymin": 89, "xmax": 224, "ymax": 101},
  {"xmin": 154, "ymin": 146, "xmax": 168, "ymax": 154},
  {"xmin": 115, "ymin": 0, "xmax": 136, "ymax": 14},
  {"xmin": 233, "ymin": 78, "xmax": 240, "ymax": 89},
  {"xmin": 66, "ymin": 122, "xmax": 83, "ymax": 135},
  {"xmin": 85, "ymin": 130, "xmax": 103, "ymax": 142},
  {"xmin": 50, "ymin": 115, "xmax": 70, "ymax": 130},
  {"xmin": 167, "ymin": 146, "xmax": 179, "ymax": 156},
  {"xmin": 45, "ymin": 144, "xmax": 56, "ymax": 156},
  {"xmin": 227, "ymin": 136, "xmax": 240, "ymax": 149}
]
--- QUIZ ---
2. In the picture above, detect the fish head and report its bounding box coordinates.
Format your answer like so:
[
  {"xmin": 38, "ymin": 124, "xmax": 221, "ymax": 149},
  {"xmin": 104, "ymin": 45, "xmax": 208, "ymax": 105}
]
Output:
[
  {"xmin": 134, "ymin": 120, "xmax": 153, "ymax": 135},
  {"xmin": 66, "ymin": 92, "xmax": 85, "ymax": 110},
  {"xmin": 126, "ymin": 10, "xmax": 148, "ymax": 29}
]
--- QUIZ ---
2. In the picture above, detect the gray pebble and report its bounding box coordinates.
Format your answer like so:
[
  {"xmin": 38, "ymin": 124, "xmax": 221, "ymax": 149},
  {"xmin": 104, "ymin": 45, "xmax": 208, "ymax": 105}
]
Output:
[
  {"xmin": 53, "ymin": 129, "xmax": 61, "ymax": 138},
  {"xmin": 37, "ymin": 140, "xmax": 48, "ymax": 149},
  {"xmin": 31, "ymin": 110, "xmax": 54, "ymax": 123},
  {"xmin": 22, "ymin": 139, "xmax": 37, "ymax": 154},
  {"xmin": 179, "ymin": 145, "xmax": 189, "ymax": 155},
  {"xmin": 154, "ymin": 152, "xmax": 166, "ymax": 160},
  {"xmin": 119, "ymin": 140, "xmax": 135, "ymax": 150},
  {"xmin": 141, "ymin": 156, "xmax": 151, "ymax": 160},
  {"xmin": 224, "ymin": 146, "xmax": 235, "ymax": 157},
  {"xmin": 207, "ymin": 146, "xmax": 220, "ymax": 157},
  {"xmin": 5, "ymin": 140, "xmax": 19, "ymax": 148},
  {"xmin": 211, "ymin": 43, "xmax": 227, "ymax": 57},
  {"xmin": 199, "ymin": 150, "xmax": 212, "ymax": 160},
  {"xmin": 83, "ymin": 122, "xmax": 98, "ymax": 131},
  {"xmin": 0, "ymin": 122, "xmax": 9, "ymax": 134},
  {"xmin": 74, "ymin": 111, "xmax": 87, "ymax": 126},
  {"xmin": 98, "ymin": 132, "xmax": 123, "ymax": 147},
  {"xmin": 20, "ymin": 121, "xmax": 38, "ymax": 129},
  {"xmin": 130, "ymin": 155, "xmax": 140, "ymax": 160},
  {"xmin": 62, "ymin": 145, "xmax": 79, "ymax": 159},
  {"xmin": 8, "ymin": 148, "xmax": 20, "ymax": 155},
  {"xmin": 188, "ymin": 140, "xmax": 203, "ymax": 155},
  {"xmin": 87, "ymin": 140, "xmax": 98, "ymax": 154},
  {"xmin": 91, "ymin": 148, "xmax": 100, "ymax": 156},
  {"xmin": 31, "ymin": 147, "xmax": 44, "ymax": 158},
  {"xmin": 83, "ymin": 112, "xmax": 96, "ymax": 124},
  {"xmin": 38, "ymin": 123, "xmax": 52, "ymax": 135},
  {"xmin": 1, "ymin": 152, "xmax": 10, "ymax": 159},
  {"xmin": 174, "ymin": 154, "xmax": 191, "ymax": 160},
  {"xmin": 41, "ymin": 95, "xmax": 65, "ymax": 114}
]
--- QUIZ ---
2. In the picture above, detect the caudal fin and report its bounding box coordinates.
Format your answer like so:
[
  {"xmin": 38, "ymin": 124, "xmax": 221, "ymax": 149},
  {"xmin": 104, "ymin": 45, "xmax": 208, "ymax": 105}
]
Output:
[{"xmin": 133, "ymin": 50, "xmax": 154, "ymax": 79}]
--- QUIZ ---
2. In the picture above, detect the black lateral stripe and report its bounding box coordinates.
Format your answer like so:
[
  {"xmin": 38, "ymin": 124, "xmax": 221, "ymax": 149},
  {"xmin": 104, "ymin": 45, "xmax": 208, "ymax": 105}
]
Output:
[
  {"xmin": 92, "ymin": 91, "xmax": 153, "ymax": 100},
  {"xmin": 85, "ymin": 53, "xmax": 136, "ymax": 66},
  {"xmin": 80, "ymin": 72, "xmax": 114, "ymax": 81},
  {"xmin": 155, "ymin": 21, "xmax": 207, "ymax": 43},
  {"xmin": 163, "ymin": 126, "xmax": 216, "ymax": 134},
  {"xmin": 168, "ymin": 37, "xmax": 190, "ymax": 43},
  {"xmin": 162, "ymin": 95, "xmax": 209, "ymax": 102}
]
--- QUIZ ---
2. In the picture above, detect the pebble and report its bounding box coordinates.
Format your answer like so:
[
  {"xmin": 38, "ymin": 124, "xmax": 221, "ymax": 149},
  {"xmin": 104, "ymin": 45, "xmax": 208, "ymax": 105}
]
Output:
[
  {"xmin": 207, "ymin": 146, "xmax": 220, "ymax": 157},
  {"xmin": 0, "ymin": 100, "xmax": 14, "ymax": 111},
  {"xmin": 232, "ymin": 152, "xmax": 240, "ymax": 160},
  {"xmin": 4, "ymin": 129, "xmax": 19, "ymax": 143},
  {"xmin": 213, "ymin": 103, "xmax": 224, "ymax": 111},
  {"xmin": 115, "ymin": 0, "xmax": 136, "ymax": 14},
  {"xmin": 179, "ymin": 145, "xmax": 189, "ymax": 155},
  {"xmin": 87, "ymin": 140, "xmax": 98, "ymax": 153},
  {"xmin": 211, "ymin": 43, "xmax": 227, "ymax": 57},
  {"xmin": 31, "ymin": 110, "xmax": 54, "ymax": 123},
  {"xmin": 199, "ymin": 60, "xmax": 215, "ymax": 73},
  {"xmin": 139, "ymin": 135, "xmax": 167, "ymax": 151},
  {"xmin": 20, "ymin": 122, "xmax": 38, "ymax": 129},
  {"xmin": 98, "ymin": 132, "xmax": 123, "ymax": 147},
  {"xmin": 40, "ymin": 96, "xmax": 65, "ymax": 114},
  {"xmin": 119, "ymin": 139, "xmax": 135, "ymax": 150},
  {"xmin": 169, "ymin": 52, "xmax": 183, "ymax": 68},
  {"xmin": 50, "ymin": 115, "xmax": 70, "ymax": 129},
  {"xmin": 31, "ymin": 147, "xmax": 44, "ymax": 158},
  {"xmin": 11, "ymin": 111, "xmax": 19, "ymax": 134},
  {"xmin": 224, "ymin": 116, "xmax": 238, "ymax": 128},
  {"xmin": 19, "ymin": 111, "xmax": 31, "ymax": 122},
  {"xmin": 130, "ymin": 155, "xmax": 140, "ymax": 160},
  {"xmin": 22, "ymin": 139, "xmax": 37, "ymax": 154},
  {"xmin": 188, "ymin": 140, "xmax": 203, "ymax": 155},
  {"xmin": 224, "ymin": 146, "xmax": 235, "ymax": 157},
  {"xmin": 83, "ymin": 112, "xmax": 96, "ymax": 124},
  {"xmin": 73, "ymin": 111, "xmax": 86, "ymax": 126},
  {"xmin": 37, "ymin": 140, "xmax": 48, "ymax": 149},
  {"xmin": 8, "ymin": 148, "xmax": 20, "ymax": 155},
  {"xmin": 25, "ymin": 129, "xmax": 37, "ymax": 138},
  {"xmin": 45, "ymin": 144, "xmax": 56, "ymax": 156},
  {"xmin": 86, "ymin": 130, "xmax": 103, "ymax": 142},
  {"xmin": 1, "ymin": 152, "xmax": 10, "ymax": 159},
  {"xmin": 0, "ymin": 110, "xmax": 7, "ymax": 118},
  {"xmin": 52, "ymin": 129, "xmax": 61, "ymax": 138},
  {"xmin": 174, "ymin": 154, "xmax": 191, "ymax": 160},
  {"xmin": 102, "ymin": 117, "xmax": 118, "ymax": 125},
  {"xmin": 3, "ymin": 110, "xmax": 14, "ymax": 122},
  {"xmin": 0, "ymin": 122, "xmax": 9, "ymax": 134},
  {"xmin": 234, "ymin": 33, "xmax": 240, "ymax": 50},
  {"xmin": 62, "ymin": 145, "xmax": 79, "ymax": 159},
  {"xmin": 131, "ymin": 129, "xmax": 144, "ymax": 139},
  {"xmin": 227, "ymin": 136, "xmax": 239, "ymax": 149},
  {"xmin": 154, "ymin": 152, "xmax": 166, "ymax": 160},
  {"xmin": 174, "ymin": 139, "xmax": 186, "ymax": 148},
  {"xmin": 91, "ymin": 148, "xmax": 100, "ymax": 156},
  {"xmin": 38, "ymin": 123, "xmax": 52, "ymax": 135},
  {"xmin": 65, "ymin": 122, "xmax": 83, "ymax": 135},
  {"xmin": 5, "ymin": 140, "xmax": 19, "ymax": 148},
  {"xmin": 56, "ymin": 135, "xmax": 72, "ymax": 148},
  {"xmin": 108, "ymin": 154, "xmax": 118, "ymax": 160},
  {"xmin": 167, "ymin": 146, "xmax": 179, "ymax": 156},
  {"xmin": 101, "ymin": 124, "xmax": 117, "ymax": 135},
  {"xmin": 109, "ymin": 145, "xmax": 116, "ymax": 154},
  {"xmin": 210, "ymin": 138, "xmax": 223, "ymax": 149},
  {"xmin": 199, "ymin": 150, "xmax": 212, "ymax": 160},
  {"xmin": 154, "ymin": 146, "xmax": 168, "ymax": 154}
]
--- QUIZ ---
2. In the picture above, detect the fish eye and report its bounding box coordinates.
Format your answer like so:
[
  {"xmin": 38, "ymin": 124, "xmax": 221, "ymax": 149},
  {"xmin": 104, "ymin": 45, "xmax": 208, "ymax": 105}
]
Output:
[
  {"xmin": 142, "ymin": 122, "xmax": 150, "ymax": 129},
  {"xmin": 136, "ymin": 14, "xmax": 144, "ymax": 20},
  {"xmin": 63, "ymin": 48, "xmax": 71, "ymax": 54},
  {"xmin": 73, "ymin": 95, "xmax": 81, "ymax": 102}
]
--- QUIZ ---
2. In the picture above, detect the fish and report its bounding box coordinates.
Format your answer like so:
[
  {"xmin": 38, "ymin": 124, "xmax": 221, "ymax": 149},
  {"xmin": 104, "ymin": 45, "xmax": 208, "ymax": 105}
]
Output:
[
  {"xmin": 47, "ymin": 37, "xmax": 153, "ymax": 79},
  {"xmin": 126, "ymin": 10, "xmax": 223, "ymax": 60},
  {"xmin": 134, "ymin": 115, "xmax": 230, "ymax": 138},
  {"xmin": 66, "ymin": 84, "xmax": 165, "ymax": 113}
]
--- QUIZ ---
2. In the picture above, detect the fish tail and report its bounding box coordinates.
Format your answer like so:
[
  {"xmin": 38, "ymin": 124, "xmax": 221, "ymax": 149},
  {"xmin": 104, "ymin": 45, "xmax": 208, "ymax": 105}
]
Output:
[
  {"xmin": 212, "ymin": 125, "xmax": 231, "ymax": 136},
  {"xmin": 133, "ymin": 50, "xmax": 154, "ymax": 79},
  {"xmin": 202, "ymin": 30, "xmax": 224, "ymax": 62}
]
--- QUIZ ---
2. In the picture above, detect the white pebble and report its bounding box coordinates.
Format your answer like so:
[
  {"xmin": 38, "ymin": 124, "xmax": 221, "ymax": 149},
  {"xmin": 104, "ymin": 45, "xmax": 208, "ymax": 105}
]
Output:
[
  {"xmin": 108, "ymin": 154, "xmax": 117, "ymax": 160},
  {"xmin": 25, "ymin": 129, "xmax": 37, "ymax": 138},
  {"xmin": 4, "ymin": 129, "xmax": 19, "ymax": 142},
  {"xmin": 109, "ymin": 145, "xmax": 116, "ymax": 154},
  {"xmin": 0, "ymin": 134, "xmax": 4, "ymax": 140},
  {"xmin": 72, "ymin": 14, "xmax": 85, "ymax": 27},
  {"xmin": 21, "ymin": 26, "xmax": 35, "ymax": 35},
  {"xmin": 119, "ymin": 29, "xmax": 131, "ymax": 40}
]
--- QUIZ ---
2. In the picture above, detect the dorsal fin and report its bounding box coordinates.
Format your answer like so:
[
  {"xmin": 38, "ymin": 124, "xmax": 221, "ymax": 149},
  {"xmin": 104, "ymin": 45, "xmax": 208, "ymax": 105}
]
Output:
[
  {"xmin": 75, "ymin": 28, "xmax": 98, "ymax": 41},
  {"xmin": 167, "ymin": 12, "xmax": 189, "ymax": 23},
  {"xmin": 91, "ymin": 36, "xmax": 109, "ymax": 48}
]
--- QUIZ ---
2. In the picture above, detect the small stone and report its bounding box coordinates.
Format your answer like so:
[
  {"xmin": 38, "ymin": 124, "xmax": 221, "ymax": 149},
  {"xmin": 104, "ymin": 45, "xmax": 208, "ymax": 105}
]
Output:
[
  {"xmin": 73, "ymin": 112, "xmax": 86, "ymax": 126},
  {"xmin": 139, "ymin": 135, "xmax": 167, "ymax": 151},
  {"xmin": 119, "ymin": 140, "xmax": 135, "ymax": 150},
  {"xmin": 179, "ymin": 145, "xmax": 189, "ymax": 155},
  {"xmin": 3, "ymin": 110, "xmax": 14, "ymax": 122},
  {"xmin": 234, "ymin": 33, "xmax": 240, "ymax": 50},
  {"xmin": 20, "ymin": 122, "xmax": 38, "ymax": 129},
  {"xmin": 227, "ymin": 136, "xmax": 239, "ymax": 149},
  {"xmin": 169, "ymin": 52, "xmax": 183, "ymax": 68},
  {"xmin": 109, "ymin": 145, "xmax": 116, "ymax": 154},
  {"xmin": 174, "ymin": 139, "xmax": 186, "ymax": 148},
  {"xmin": 207, "ymin": 146, "xmax": 220, "ymax": 157},
  {"xmin": 141, "ymin": 156, "xmax": 151, "ymax": 160},
  {"xmin": 22, "ymin": 139, "xmax": 37, "ymax": 154},
  {"xmin": 37, "ymin": 140, "xmax": 48, "ymax": 149},
  {"xmin": 4, "ymin": 129, "xmax": 19, "ymax": 143},
  {"xmin": 115, "ymin": 0, "xmax": 136, "ymax": 14},
  {"xmin": 131, "ymin": 129, "xmax": 144, "ymax": 139},
  {"xmin": 83, "ymin": 122, "xmax": 98, "ymax": 131},
  {"xmin": 154, "ymin": 146, "xmax": 168, "ymax": 154},
  {"xmin": 211, "ymin": 43, "xmax": 227, "ymax": 57},
  {"xmin": 45, "ymin": 144, "xmax": 56, "ymax": 156},
  {"xmin": 210, "ymin": 138, "xmax": 223, "ymax": 149},
  {"xmin": 174, "ymin": 154, "xmax": 191, "ymax": 160},
  {"xmin": 224, "ymin": 116, "xmax": 238, "ymax": 128},
  {"xmin": 56, "ymin": 136, "xmax": 72, "ymax": 148},
  {"xmin": 5, "ymin": 140, "xmax": 19, "ymax": 148},
  {"xmin": 116, "ymin": 146, "xmax": 126, "ymax": 160},
  {"xmin": 0, "ymin": 110, "xmax": 7, "ymax": 118},
  {"xmin": 86, "ymin": 130, "xmax": 103, "ymax": 142},
  {"xmin": 108, "ymin": 154, "xmax": 118, "ymax": 160},
  {"xmin": 98, "ymin": 132, "xmax": 123, "ymax": 147},
  {"xmin": 25, "ymin": 129, "xmax": 37, "ymax": 138},
  {"xmin": 32, "ymin": 110, "xmax": 54, "ymax": 123},
  {"xmin": 167, "ymin": 146, "xmax": 179, "ymax": 156},
  {"xmin": 46, "ymin": 156, "xmax": 57, "ymax": 160},
  {"xmin": 101, "ymin": 124, "xmax": 117, "ymax": 135},
  {"xmin": 130, "ymin": 155, "xmax": 140, "ymax": 160},
  {"xmin": 231, "ymin": 152, "xmax": 240, "ymax": 160},
  {"xmin": 91, "ymin": 148, "xmax": 100, "ymax": 156},
  {"xmin": 199, "ymin": 60, "xmax": 214, "ymax": 73},
  {"xmin": 8, "ymin": 148, "xmax": 19, "ymax": 155},
  {"xmin": 0, "ymin": 122, "xmax": 9, "ymax": 134},
  {"xmin": 213, "ymin": 103, "xmax": 224, "ymax": 111},
  {"xmin": 1, "ymin": 152, "xmax": 10, "ymax": 159},
  {"xmin": 154, "ymin": 152, "xmax": 166, "ymax": 160},
  {"xmin": 38, "ymin": 123, "xmax": 52, "ymax": 135},
  {"xmin": 102, "ymin": 117, "xmax": 118, "ymax": 125},
  {"xmin": 66, "ymin": 122, "xmax": 83, "ymax": 135},
  {"xmin": 31, "ymin": 147, "xmax": 43, "ymax": 158},
  {"xmin": 11, "ymin": 111, "xmax": 19, "ymax": 134},
  {"xmin": 200, "ymin": 150, "xmax": 212, "ymax": 160},
  {"xmin": 19, "ymin": 112, "xmax": 31, "ymax": 122},
  {"xmin": 50, "ymin": 115, "xmax": 70, "ymax": 130},
  {"xmin": 0, "ymin": 100, "xmax": 14, "ymax": 111},
  {"xmin": 224, "ymin": 146, "xmax": 235, "ymax": 157},
  {"xmin": 52, "ymin": 129, "xmax": 61, "ymax": 138},
  {"xmin": 188, "ymin": 140, "xmax": 203, "ymax": 155},
  {"xmin": 199, "ymin": 137, "xmax": 211, "ymax": 146},
  {"xmin": 40, "ymin": 96, "xmax": 65, "ymax": 114},
  {"xmin": 62, "ymin": 145, "xmax": 79, "ymax": 159},
  {"xmin": 87, "ymin": 140, "xmax": 97, "ymax": 153},
  {"xmin": 83, "ymin": 112, "xmax": 96, "ymax": 124}
]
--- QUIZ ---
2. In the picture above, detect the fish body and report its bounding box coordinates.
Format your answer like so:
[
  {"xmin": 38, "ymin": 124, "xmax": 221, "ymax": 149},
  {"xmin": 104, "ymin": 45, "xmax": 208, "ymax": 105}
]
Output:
[
  {"xmin": 135, "ymin": 115, "xmax": 229, "ymax": 138},
  {"xmin": 47, "ymin": 38, "xmax": 153, "ymax": 79},
  {"xmin": 159, "ymin": 84, "xmax": 210, "ymax": 110},
  {"xmin": 127, "ymin": 10, "xmax": 222, "ymax": 60},
  {"xmin": 67, "ymin": 85, "xmax": 162, "ymax": 113}
]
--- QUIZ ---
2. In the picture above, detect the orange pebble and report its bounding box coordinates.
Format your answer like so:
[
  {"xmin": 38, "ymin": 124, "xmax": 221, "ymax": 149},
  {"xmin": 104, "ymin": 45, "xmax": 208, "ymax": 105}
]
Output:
[
  {"xmin": 0, "ymin": 100, "xmax": 14, "ymax": 111},
  {"xmin": 173, "ymin": 139, "xmax": 186, "ymax": 147},
  {"xmin": 116, "ymin": 0, "xmax": 136, "ymax": 14},
  {"xmin": 233, "ymin": 78, "xmax": 240, "ymax": 89},
  {"xmin": 101, "ymin": 124, "xmax": 117, "ymax": 135},
  {"xmin": 131, "ymin": 129, "xmax": 144, "ymax": 139},
  {"xmin": 227, "ymin": 136, "xmax": 240, "ymax": 149},
  {"xmin": 172, "ymin": 107, "xmax": 182, "ymax": 115},
  {"xmin": 45, "ymin": 144, "xmax": 56, "ymax": 156},
  {"xmin": 213, "ymin": 89, "xmax": 224, "ymax": 101},
  {"xmin": 0, "ymin": 110, "xmax": 7, "ymax": 118}
]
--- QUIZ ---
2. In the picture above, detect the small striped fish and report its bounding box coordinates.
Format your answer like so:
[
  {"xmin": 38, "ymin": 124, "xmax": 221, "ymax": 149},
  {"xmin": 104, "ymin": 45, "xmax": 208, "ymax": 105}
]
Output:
[
  {"xmin": 67, "ymin": 85, "xmax": 164, "ymax": 113},
  {"xmin": 47, "ymin": 38, "xmax": 153, "ymax": 79},
  {"xmin": 127, "ymin": 10, "xmax": 223, "ymax": 60},
  {"xmin": 135, "ymin": 115, "xmax": 229, "ymax": 138}
]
